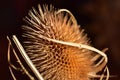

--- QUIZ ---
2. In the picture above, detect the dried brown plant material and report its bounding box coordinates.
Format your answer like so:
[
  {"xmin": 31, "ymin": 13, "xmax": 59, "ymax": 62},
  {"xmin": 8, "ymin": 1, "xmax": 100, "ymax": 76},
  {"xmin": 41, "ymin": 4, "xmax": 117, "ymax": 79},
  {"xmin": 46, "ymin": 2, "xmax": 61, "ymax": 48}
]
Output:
[{"xmin": 22, "ymin": 4, "xmax": 109, "ymax": 80}]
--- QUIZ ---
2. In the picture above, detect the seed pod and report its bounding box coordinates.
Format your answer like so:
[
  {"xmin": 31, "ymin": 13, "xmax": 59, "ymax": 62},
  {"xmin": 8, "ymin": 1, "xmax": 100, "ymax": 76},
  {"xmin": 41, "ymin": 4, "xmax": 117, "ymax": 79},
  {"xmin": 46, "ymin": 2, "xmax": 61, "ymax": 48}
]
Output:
[{"xmin": 22, "ymin": 4, "xmax": 109, "ymax": 80}]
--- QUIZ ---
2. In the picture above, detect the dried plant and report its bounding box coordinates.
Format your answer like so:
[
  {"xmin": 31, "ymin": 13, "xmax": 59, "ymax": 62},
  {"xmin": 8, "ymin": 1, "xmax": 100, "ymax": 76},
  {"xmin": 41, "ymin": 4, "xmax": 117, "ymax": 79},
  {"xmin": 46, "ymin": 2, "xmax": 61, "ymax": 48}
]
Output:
[{"xmin": 7, "ymin": 4, "xmax": 109, "ymax": 80}]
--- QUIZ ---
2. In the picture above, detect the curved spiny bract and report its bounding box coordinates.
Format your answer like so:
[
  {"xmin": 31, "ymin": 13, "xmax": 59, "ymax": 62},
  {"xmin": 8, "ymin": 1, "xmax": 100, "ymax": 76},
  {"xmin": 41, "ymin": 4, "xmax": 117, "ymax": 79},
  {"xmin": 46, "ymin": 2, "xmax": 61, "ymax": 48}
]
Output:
[{"xmin": 22, "ymin": 4, "xmax": 108, "ymax": 80}]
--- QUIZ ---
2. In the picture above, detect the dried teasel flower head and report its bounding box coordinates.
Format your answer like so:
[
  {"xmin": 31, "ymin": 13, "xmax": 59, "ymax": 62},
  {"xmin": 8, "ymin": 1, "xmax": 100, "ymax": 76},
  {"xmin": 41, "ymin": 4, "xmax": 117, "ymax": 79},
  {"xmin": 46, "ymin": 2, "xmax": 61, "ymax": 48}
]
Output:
[{"xmin": 22, "ymin": 4, "xmax": 109, "ymax": 80}]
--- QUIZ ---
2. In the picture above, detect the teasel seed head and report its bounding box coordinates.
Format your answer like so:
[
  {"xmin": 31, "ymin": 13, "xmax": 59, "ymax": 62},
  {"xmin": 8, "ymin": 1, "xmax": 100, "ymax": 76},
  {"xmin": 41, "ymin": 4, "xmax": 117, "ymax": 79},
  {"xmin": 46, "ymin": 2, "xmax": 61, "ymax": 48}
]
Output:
[{"xmin": 22, "ymin": 4, "xmax": 109, "ymax": 80}]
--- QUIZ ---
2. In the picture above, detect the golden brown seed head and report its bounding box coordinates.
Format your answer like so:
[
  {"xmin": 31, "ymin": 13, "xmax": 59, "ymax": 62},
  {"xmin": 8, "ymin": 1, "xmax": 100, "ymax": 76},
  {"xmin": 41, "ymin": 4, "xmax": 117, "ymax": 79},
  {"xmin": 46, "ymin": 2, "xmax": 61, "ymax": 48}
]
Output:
[{"xmin": 22, "ymin": 5, "xmax": 107, "ymax": 80}]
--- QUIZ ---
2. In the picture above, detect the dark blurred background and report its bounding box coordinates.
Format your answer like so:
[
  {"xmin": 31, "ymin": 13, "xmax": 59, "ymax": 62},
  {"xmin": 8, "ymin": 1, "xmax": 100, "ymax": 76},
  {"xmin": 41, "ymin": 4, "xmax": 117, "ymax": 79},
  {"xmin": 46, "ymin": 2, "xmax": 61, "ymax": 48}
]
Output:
[{"xmin": 0, "ymin": 0, "xmax": 120, "ymax": 80}]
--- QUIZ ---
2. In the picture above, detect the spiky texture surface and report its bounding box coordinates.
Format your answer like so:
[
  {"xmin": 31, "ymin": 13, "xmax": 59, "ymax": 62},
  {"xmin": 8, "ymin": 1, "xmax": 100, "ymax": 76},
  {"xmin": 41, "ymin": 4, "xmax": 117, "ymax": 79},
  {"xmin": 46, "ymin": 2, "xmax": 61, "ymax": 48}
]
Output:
[{"xmin": 22, "ymin": 5, "xmax": 94, "ymax": 80}]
